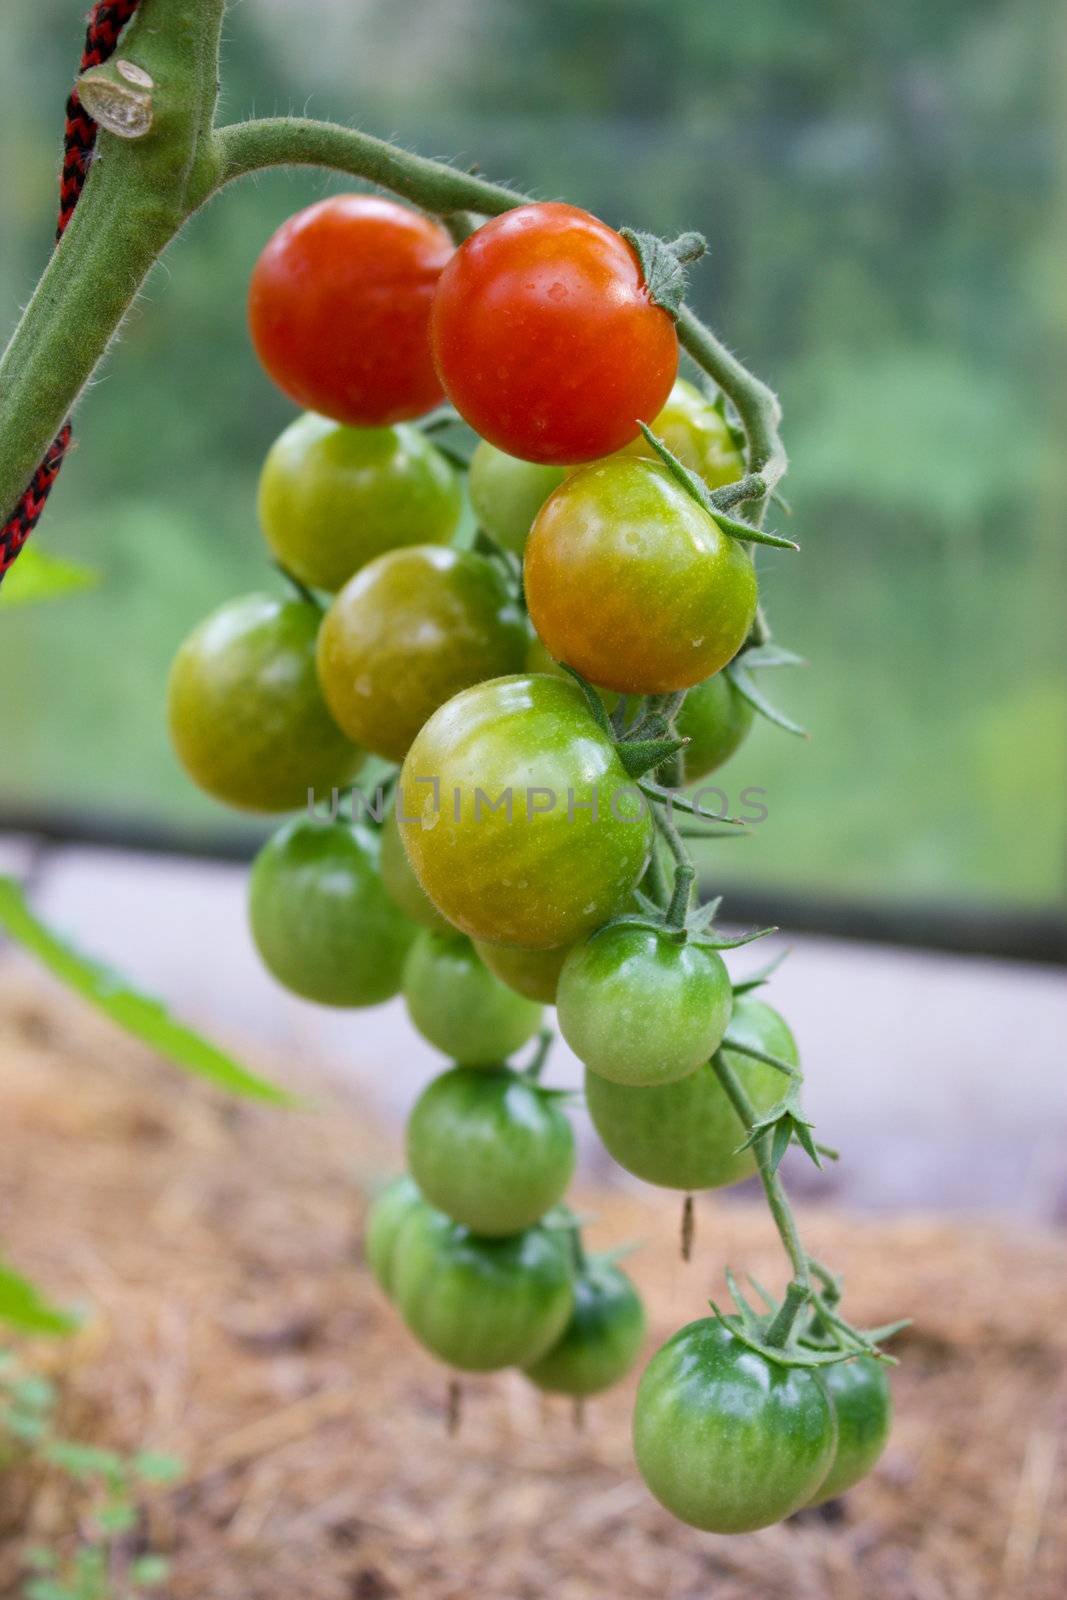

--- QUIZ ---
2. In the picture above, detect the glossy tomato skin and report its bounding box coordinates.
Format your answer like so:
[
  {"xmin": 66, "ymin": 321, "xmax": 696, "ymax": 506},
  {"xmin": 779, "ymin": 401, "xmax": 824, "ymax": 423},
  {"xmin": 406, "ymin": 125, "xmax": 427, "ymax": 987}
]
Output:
[
  {"xmin": 365, "ymin": 1175, "xmax": 426, "ymax": 1298},
  {"xmin": 403, "ymin": 930, "xmax": 543, "ymax": 1065},
  {"xmin": 584, "ymin": 997, "xmax": 797, "ymax": 1189},
  {"xmin": 633, "ymin": 1318, "xmax": 837, "ymax": 1532},
  {"xmin": 525, "ymin": 459, "xmax": 758, "ymax": 694},
  {"xmin": 557, "ymin": 927, "xmax": 732, "ymax": 1087},
  {"xmin": 248, "ymin": 818, "xmax": 415, "ymax": 1006},
  {"xmin": 808, "ymin": 1356, "xmax": 892, "ymax": 1505},
  {"xmin": 167, "ymin": 594, "xmax": 362, "ymax": 813},
  {"xmin": 430, "ymin": 202, "xmax": 678, "ymax": 466},
  {"xmin": 619, "ymin": 378, "xmax": 745, "ymax": 488},
  {"xmin": 379, "ymin": 802, "xmax": 454, "ymax": 933},
  {"xmin": 317, "ymin": 546, "xmax": 526, "ymax": 762},
  {"xmin": 392, "ymin": 1206, "xmax": 574, "ymax": 1372},
  {"xmin": 674, "ymin": 672, "xmax": 755, "ymax": 782},
  {"xmin": 398, "ymin": 675, "xmax": 653, "ymax": 949},
  {"xmin": 468, "ymin": 441, "xmax": 566, "ymax": 555},
  {"xmin": 248, "ymin": 195, "xmax": 452, "ymax": 426},
  {"xmin": 523, "ymin": 1259, "xmax": 646, "ymax": 1397},
  {"xmin": 257, "ymin": 413, "xmax": 461, "ymax": 592},
  {"xmin": 406, "ymin": 1066, "xmax": 575, "ymax": 1236},
  {"xmin": 472, "ymin": 938, "xmax": 571, "ymax": 1004}
]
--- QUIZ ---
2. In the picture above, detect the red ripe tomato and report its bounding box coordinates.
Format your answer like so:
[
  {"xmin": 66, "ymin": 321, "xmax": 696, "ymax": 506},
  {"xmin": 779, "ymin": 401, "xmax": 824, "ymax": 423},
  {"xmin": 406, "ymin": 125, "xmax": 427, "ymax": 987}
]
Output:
[
  {"xmin": 248, "ymin": 196, "xmax": 452, "ymax": 426},
  {"xmin": 430, "ymin": 202, "xmax": 678, "ymax": 465}
]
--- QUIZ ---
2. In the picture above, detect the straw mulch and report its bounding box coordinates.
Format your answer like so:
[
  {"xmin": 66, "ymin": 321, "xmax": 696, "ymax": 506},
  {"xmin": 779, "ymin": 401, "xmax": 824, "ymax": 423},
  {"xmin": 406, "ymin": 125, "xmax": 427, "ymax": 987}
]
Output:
[{"xmin": 0, "ymin": 969, "xmax": 1064, "ymax": 1600}]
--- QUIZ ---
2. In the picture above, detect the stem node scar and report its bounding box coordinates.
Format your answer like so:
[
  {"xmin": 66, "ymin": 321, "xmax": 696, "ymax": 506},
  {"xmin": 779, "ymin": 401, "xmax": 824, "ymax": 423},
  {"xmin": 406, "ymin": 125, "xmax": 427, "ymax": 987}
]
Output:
[{"xmin": 76, "ymin": 63, "xmax": 154, "ymax": 140}]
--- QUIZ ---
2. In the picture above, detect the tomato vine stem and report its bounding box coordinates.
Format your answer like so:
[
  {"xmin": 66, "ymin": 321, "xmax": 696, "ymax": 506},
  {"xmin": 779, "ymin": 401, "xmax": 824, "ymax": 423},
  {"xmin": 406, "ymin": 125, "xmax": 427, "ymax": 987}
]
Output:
[{"xmin": 710, "ymin": 1049, "xmax": 810, "ymax": 1289}]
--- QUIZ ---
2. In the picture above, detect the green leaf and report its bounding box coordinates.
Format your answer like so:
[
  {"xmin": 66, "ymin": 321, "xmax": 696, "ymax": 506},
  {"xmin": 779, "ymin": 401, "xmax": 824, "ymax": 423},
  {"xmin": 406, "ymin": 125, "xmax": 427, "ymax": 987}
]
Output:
[
  {"xmin": 0, "ymin": 1262, "xmax": 79, "ymax": 1336},
  {"xmin": 619, "ymin": 229, "xmax": 706, "ymax": 318},
  {"xmin": 0, "ymin": 547, "xmax": 99, "ymax": 609},
  {"xmin": 0, "ymin": 878, "xmax": 295, "ymax": 1106},
  {"xmin": 725, "ymin": 661, "xmax": 808, "ymax": 738}
]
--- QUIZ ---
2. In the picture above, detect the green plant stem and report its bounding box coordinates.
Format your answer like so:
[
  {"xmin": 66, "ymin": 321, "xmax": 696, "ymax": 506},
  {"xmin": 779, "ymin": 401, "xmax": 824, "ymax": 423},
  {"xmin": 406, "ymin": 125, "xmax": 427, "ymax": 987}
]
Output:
[{"xmin": 711, "ymin": 1050, "xmax": 810, "ymax": 1288}]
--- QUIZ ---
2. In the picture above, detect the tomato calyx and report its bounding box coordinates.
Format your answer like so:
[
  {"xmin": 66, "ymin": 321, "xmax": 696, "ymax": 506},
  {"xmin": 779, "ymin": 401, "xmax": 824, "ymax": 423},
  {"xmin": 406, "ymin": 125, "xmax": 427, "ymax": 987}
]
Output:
[
  {"xmin": 637, "ymin": 422, "xmax": 798, "ymax": 551},
  {"xmin": 619, "ymin": 228, "xmax": 707, "ymax": 320},
  {"xmin": 708, "ymin": 1268, "xmax": 908, "ymax": 1371}
]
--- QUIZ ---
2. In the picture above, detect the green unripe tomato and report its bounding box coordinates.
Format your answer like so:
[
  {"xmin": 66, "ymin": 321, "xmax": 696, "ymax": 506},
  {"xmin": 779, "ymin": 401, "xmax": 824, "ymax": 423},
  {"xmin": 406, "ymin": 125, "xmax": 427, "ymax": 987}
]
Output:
[
  {"xmin": 365, "ymin": 1174, "xmax": 425, "ymax": 1298},
  {"xmin": 403, "ymin": 930, "xmax": 544, "ymax": 1064},
  {"xmin": 379, "ymin": 801, "xmax": 453, "ymax": 933},
  {"xmin": 619, "ymin": 377, "xmax": 745, "ymax": 488},
  {"xmin": 523, "ymin": 1258, "xmax": 646, "ymax": 1397},
  {"xmin": 808, "ymin": 1355, "xmax": 892, "ymax": 1505},
  {"xmin": 167, "ymin": 594, "xmax": 362, "ymax": 813},
  {"xmin": 633, "ymin": 1317, "xmax": 838, "ymax": 1532},
  {"xmin": 472, "ymin": 938, "xmax": 571, "ymax": 1004},
  {"xmin": 258, "ymin": 413, "xmax": 461, "ymax": 592},
  {"xmin": 584, "ymin": 997, "xmax": 797, "ymax": 1189},
  {"xmin": 406, "ymin": 1065, "xmax": 575, "ymax": 1236},
  {"xmin": 557, "ymin": 926, "xmax": 733, "ymax": 1087},
  {"xmin": 392, "ymin": 1206, "xmax": 574, "ymax": 1372},
  {"xmin": 399, "ymin": 675, "xmax": 653, "ymax": 949},
  {"xmin": 468, "ymin": 440, "xmax": 566, "ymax": 555},
  {"xmin": 675, "ymin": 671, "xmax": 755, "ymax": 781},
  {"xmin": 248, "ymin": 818, "xmax": 416, "ymax": 1006},
  {"xmin": 317, "ymin": 545, "xmax": 526, "ymax": 762}
]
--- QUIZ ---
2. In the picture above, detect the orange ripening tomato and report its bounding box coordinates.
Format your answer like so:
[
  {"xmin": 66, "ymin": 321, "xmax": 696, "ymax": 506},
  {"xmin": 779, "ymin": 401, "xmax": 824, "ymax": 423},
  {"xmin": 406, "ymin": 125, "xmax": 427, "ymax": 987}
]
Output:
[
  {"xmin": 248, "ymin": 195, "xmax": 453, "ymax": 426},
  {"xmin": 430, "ymin": 202, "xmax": 678, "ymax": 465}
]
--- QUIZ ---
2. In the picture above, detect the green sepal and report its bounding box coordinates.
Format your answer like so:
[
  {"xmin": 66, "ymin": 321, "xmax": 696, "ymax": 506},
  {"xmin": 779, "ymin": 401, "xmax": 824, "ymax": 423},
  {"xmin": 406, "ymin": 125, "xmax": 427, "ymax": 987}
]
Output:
[
  {"xmin": 616, "ymin": 735, "xmax": 690, "ymax": 780},
  {"xmin": 720, "ymin": 1033, "xmax": 800, "ymax": 1078},
  {"xmin": 740, "ymin": 642, "xmax": 806, "ymax": 669},
  {"xmin": 691, "ymin": 923, "xmax": 777, "ymax": 953},
  {"xmin": 636, "ymin": 425, "xmax": 797, "ymax": 548},
  {"xmin": 725, "ymin": 659, "xmax": 808, "ymax": 738},
  {"xmin": 708, "ymin": 1305, "xmax": 862, "ymax": 1370},
  {"xmin": 731, "ymin": 947, "xmax": 790, "ymax": 995},
  {"xmin": 619, "ymin": 228, "xmax": 706, "ymax": 318},
  {"xmin": 559, "ymin": 664, "xmax": 614, "ymax": 736},
  {"xmin": 637, "ymin": 781, "xmax": 745, "ymax": 826}
]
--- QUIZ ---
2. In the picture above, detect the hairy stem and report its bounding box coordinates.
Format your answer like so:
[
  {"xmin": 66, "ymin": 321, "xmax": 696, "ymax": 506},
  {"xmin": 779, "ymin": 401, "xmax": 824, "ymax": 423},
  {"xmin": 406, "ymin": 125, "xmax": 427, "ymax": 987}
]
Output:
[{"xmin": 711, "ymin": 1050, "xmax": 810, "ymax": 1288}]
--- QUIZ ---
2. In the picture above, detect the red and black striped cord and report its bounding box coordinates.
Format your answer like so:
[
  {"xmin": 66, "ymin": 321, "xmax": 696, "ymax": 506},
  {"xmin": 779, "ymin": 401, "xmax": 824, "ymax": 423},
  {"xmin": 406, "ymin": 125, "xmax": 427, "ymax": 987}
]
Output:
[{"xmin": 0, "ymin": 0, "xmax": 142, "ymax": 585}]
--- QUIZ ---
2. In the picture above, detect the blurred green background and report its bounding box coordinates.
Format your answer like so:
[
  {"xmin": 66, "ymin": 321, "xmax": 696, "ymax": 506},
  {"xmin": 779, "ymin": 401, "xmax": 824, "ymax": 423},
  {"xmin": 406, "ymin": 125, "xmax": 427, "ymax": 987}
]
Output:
[{"xmin": 1, "ymin": 0, "xmax": 1064, "ymax": 916}]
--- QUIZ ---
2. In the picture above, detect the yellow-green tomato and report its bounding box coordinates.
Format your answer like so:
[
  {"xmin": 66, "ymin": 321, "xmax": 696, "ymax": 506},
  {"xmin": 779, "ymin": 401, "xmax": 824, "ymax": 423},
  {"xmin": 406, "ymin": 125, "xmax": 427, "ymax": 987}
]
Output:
[
  {"xmin": 406, "ymin": 1066, "xmax": 575, "ymax": 1235},
  {"xmin": 620, "ymin": 377, "xmax": 745, "ymax": 488},
  {"xmin": 808, "ymin": 1356, "xmax": 892, "ymax": 1505},
  {"xmin": 392, "ymin": 1206, "xmax": 574, "ymax": 1372},
  {"xmin": 473, "ymin": 938, "xmax": 571, "ymax": 1004},
  {"xmin": 468, "ymin": 440, "xmax": 566, "ymax": 555},
  {"xmin": 248, "ymin": 818, "xmax": 415, "ymax": 1006},
  {"xmin": 398, "ymin": 675, "xmax": 653, "ymax": 949},
  {"xmin": 379, "ymin": 801, "xmax": 453, "ymax": 933},
  {"xmin": 633, "ymin": 1318, "xmax": 838, "ymax": 1532},
  {"xmin": 257, "ymin": 412, "xmax": 462, "ymax": 592},
  {"xmin": 584, "ymin": 997, "xmax": 797, "ymax": 1189},
  {"xmin": 403, "ymin": 930, "xmax": 543, "ymax": 1064},
  {"xmin": 167, "ymin": 594, "xmax": 362, "ymax": 813},
  {"xmin": 365, "ymin": 1174, "xmax": 426, "ymax": 1298},
  {"xmin": 523, "ymin": 1258, "xmax": 646, "ymax": 1397},
  {"xmin": 525, "ymin": 459, "xmax": 758, "ymax": 695},
  {"xmin": 317, "ymin": 545, "xmax": 526, "ymax": 762},
  {"xmin": 557, "ymin": 926, "xmax": 733, "ymax": 1087}
]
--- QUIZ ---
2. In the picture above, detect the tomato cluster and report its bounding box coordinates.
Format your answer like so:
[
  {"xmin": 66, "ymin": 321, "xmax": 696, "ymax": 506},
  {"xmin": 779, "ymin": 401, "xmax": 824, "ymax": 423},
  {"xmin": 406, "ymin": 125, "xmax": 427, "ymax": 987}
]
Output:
[{"xmin": 165, "ymin": 193, "xmax": 892, "ymax": 1530}]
